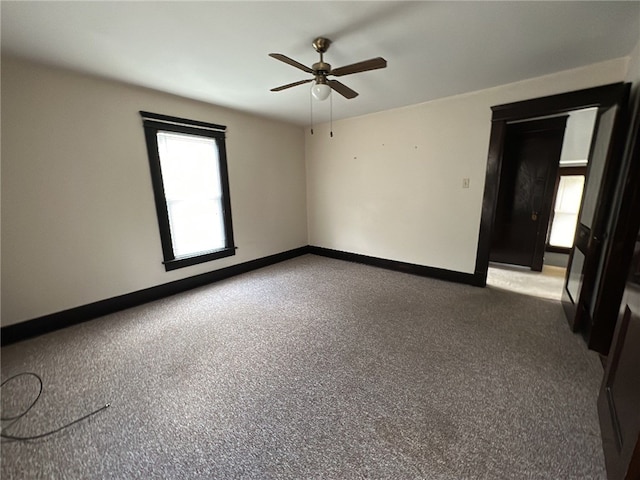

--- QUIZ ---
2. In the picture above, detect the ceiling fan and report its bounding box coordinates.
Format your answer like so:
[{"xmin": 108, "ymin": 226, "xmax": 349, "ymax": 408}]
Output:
[{"xmin": 269, "ymin": 37, "xmax": 387, "ymax": 101}]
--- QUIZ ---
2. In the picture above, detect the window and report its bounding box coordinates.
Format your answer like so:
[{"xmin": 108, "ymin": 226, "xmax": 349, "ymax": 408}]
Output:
[
  {"xmin": 548, "ymin": 168, "xmax": 586, "ymax": 250},
  {"xmin": 141, "ymin": 111, "xmax": 235, "ymax": 271}
]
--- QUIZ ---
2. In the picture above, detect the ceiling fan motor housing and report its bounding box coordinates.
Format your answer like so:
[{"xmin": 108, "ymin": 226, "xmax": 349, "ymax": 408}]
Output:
[{"xmin": 312, "ymin": 62, "xmax": 331, "ymax": 76}]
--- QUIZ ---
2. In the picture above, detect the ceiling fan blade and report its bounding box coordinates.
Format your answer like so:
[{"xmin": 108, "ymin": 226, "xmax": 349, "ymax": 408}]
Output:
[
  {"xmin": 269, "ymin": 53, "xmax": 314, "ymax": 74},
  {"xmin": 328, "ymin": 80, "xmax": 358, "ymax": 99},
  {"xmin": 330, "ymin": 57, "xmax": 387, "ymax": 77},
  {"xmin": 270, "ymin": 78, "xmax": 313, "ymax": 92}
]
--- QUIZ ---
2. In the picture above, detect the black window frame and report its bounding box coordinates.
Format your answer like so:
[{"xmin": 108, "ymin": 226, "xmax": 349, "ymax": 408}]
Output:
[{"xmin": 140, "ymin": 111, "xmax": 236, "ymax": 271}]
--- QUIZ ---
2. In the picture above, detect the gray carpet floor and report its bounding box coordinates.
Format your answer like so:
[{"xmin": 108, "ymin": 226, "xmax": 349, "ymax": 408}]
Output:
[{"xmin": 1, "ymin": 255, "xmax": 606, "ymax": 479}]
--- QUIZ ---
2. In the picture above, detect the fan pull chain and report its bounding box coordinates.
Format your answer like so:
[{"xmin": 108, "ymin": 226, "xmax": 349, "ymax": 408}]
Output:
[
  {"xmin": 310, "ymin": 88, "xmax": 314, "ymax": 135},
  {"xmin": 330, "ymin": 91, "xmax": 334, "ymax": 138}
]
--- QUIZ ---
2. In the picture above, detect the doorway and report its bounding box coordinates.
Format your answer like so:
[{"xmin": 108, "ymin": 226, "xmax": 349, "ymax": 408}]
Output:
[
  {"xmin": 489, "ymin": 116, "xmax": 568, "ymax": 271},
  {"xmin": 475, "ymin": 82, "xmax": 632, "ymax": 354},
  {"xmin": 487, "ymin": 109, "xmax": 596, "ymax": 300}
]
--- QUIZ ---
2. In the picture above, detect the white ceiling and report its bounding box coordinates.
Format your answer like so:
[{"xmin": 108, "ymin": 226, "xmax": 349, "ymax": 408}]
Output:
[{"xmin": 2, "ymin": 1, "xmax": 639, "ymax": 126}]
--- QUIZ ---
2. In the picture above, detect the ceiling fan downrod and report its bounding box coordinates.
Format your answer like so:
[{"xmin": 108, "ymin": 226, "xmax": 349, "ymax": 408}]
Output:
[{"xmin": 312, "ymin": 37, "xmax": 331, "ymax": 77}]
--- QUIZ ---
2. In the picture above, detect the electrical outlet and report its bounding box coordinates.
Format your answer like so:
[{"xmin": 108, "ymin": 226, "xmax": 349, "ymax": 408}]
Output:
[{"xmin": 462, "ymin": 178, "xmax": 470, "ymax": 189}]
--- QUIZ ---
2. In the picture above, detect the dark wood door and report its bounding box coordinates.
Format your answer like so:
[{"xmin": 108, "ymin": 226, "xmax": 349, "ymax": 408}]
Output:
[
  {"xmin": 562, "ymin": 85, "xmax": 633, "ymax": 355},
  {"xmin": 598, "ymin": 233, "xmax": 640, "ymax": 479},
  {"xmin": 490, "ymin": 116, "xmax": 567, "ymax": 271},
  {"xmin": 582, "ymin": 91, "xmax": 640, "ymax": 356},
  {"xmin": 597, "ymin": 89, "xmax": 640, "ymax": 479},
  {"xmin": 563, "ymin": 105, "xmax": 625, "ymax": 329}
]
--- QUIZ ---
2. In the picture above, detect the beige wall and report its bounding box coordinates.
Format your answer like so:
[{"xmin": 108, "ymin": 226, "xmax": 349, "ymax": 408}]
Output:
[
  {"xmin": 626, "ymin": 35, "xmax": 640, "ymax": 85},
  {"xmin": 306, "ymin": 58, "xmax": 629, "ymax": 274},
  {"xmin": 560, "ymin": 109, "xmax": 598, "ymax": 165},
  {"xmin": 3, "ymin": 49, "xmax": 636, "ymax": 328},
  {"xmin": 1, "ymin": 56, "xmax": 307, "ymax": 326}
]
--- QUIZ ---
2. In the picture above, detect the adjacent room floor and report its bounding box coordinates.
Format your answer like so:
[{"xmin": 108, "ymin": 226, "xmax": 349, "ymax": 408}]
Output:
[{"xmin": 486, "ymin": 262, "xmax": 566, "ymax": 301}]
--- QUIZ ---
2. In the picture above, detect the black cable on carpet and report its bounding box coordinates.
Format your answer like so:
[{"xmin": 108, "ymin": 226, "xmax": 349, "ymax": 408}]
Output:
[{"xmin": 1, "ymin": 372, "xmax": 109, "ymax": 441}]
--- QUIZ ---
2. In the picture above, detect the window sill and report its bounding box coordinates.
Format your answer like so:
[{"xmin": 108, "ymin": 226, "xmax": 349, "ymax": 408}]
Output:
[
  {"xmin": 545, "ymin": 245, "xmax": 572, "ymax": 254},
  {"xmin": 163, "ymin": 247, "xmax": 236, "ymax": 271}
]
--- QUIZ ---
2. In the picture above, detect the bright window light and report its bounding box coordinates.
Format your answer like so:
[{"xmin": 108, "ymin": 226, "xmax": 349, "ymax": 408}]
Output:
[
  {"xmin": 157, "ymin": 131, "xmax": 226, "ymax": 258},
  {"xmin": 549, "ymin": 175, "xmax": 585, "ymax": 248}
]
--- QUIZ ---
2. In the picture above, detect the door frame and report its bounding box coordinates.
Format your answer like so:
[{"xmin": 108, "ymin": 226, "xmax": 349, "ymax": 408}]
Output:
[{"xmin": 474, "ymin": 82, "xmax": 630, "ymax": 287}]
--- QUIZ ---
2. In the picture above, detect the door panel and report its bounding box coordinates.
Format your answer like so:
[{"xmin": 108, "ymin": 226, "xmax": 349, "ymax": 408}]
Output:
[
  {"xmin": 580, "ymin": 107, "xmax": 617, "ymax": 228},
  {"xmin": 598, "ymin": 235, "xmax": 640, "ymax": 479},
  {"xmin": 566, "ymin": 246, "xmax": 586, "ymax": 303},
  {"xmin": 490, "ymin": 116, "xmax": 567, "ymax": 271}
]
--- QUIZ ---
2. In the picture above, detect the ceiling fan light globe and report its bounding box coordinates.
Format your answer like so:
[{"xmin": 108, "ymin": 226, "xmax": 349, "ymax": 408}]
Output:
[{"xmin": 311, "ymin": 83, "xmax": 331, "ymax": 101}]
